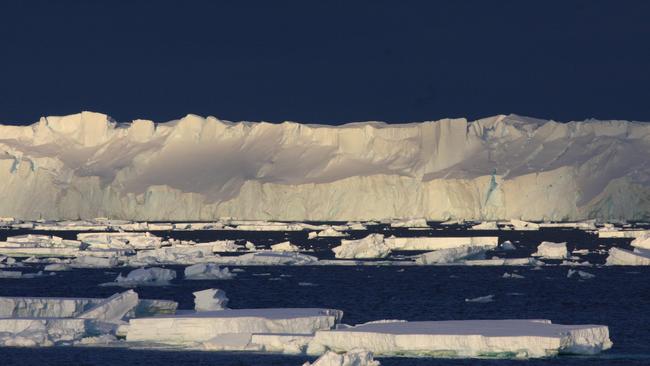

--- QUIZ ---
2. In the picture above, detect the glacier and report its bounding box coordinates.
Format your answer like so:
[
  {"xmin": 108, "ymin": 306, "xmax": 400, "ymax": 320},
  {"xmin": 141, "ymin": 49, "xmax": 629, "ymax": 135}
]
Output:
[{"xmin": 1, "ymin": 111, "xmax": 650, "ymax": 221}]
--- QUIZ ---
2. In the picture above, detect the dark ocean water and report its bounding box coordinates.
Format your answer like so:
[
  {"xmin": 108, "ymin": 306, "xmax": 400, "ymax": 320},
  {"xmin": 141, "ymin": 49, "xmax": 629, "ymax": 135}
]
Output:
[{"xmin": 0, "ymin": 226, "xmax": 648, "ymax": 365}]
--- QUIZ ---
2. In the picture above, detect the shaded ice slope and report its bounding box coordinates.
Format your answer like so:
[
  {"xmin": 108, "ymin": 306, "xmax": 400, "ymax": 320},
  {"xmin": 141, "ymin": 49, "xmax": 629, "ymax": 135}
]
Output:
[{"xmin": 1, "ymin": 111, "xmax": 650, "ymax": 220}]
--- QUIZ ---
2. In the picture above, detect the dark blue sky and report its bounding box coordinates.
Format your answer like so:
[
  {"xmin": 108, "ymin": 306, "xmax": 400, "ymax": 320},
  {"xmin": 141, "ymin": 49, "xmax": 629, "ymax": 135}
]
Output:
[{"xmin": 1, "ymin": 0, "xmax": 649, "ymax": 125}]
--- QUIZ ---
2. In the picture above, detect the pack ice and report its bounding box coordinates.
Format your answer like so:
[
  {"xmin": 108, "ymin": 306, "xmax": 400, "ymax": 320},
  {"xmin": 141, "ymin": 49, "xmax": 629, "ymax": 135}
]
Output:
[{"xmin": 2, "ymin": 112, "xmax": 650, "ymax": 221}]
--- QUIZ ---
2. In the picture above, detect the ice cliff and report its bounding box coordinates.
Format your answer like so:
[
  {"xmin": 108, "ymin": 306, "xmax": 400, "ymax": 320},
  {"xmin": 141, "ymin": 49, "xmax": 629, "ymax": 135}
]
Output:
[{"xmin": 1, "ymin": 111, "xmax": 649, "ymax": 221}]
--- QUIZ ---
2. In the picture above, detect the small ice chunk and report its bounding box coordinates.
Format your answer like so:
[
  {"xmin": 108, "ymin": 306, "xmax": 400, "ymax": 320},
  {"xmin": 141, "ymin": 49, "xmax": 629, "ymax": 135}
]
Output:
[
  {"xmin": 499, "ymin": 240, "xmax": 516, "ymax": 251},
  {"xmin": 184, "ymin": 263, "xmax": 235, "ymax": 280},
  {"xmin": 465, "ymin": 295, "xmax": 494, "ymax": 303},
  {"xmin": 194, "ymin": 288, "xmax": 229, "ymax": 311},
  {"xmin": 502, "ymin": 272, "xmax": 525, "ymax": 279},
  {"xmin": 303, "ymin": 349, "xmax": 380, "ymax": 366},
  {"xmin": 44, "ymin": 263, "xmax": 72, "ymax": 271},
  {"xmin": 0, "ymin": 270, "xmax": 22, "ymax": 278},
  {"xmin": 532, "ymin": 242, "xmax": 568, "ymax": 259},
  {"xmin": 567, "ymin": 269, "xmax": 595, "ymax": 279}
]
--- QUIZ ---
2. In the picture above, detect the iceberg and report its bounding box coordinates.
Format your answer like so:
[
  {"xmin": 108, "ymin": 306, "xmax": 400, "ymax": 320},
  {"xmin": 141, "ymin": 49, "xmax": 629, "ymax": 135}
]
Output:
[
  {"xmin": 332, "ymin": 234, "xmax": 390, "ymax": 259},
  {"xmin": 605, "ymin": 247, "xmax": 650, "ymax": 265},
  {"xmin": 2, "ymin": 113, "xmax": 649, "ymax": 222},
  {"xmin": 389, "ymin": 218, "xmax": 428, "ymax": 228},
  {"xmin": 193, "ymin": 289, "xmax": 229, "ymax": 311},
  {"xmin": 415, "ymin": 245, "xmax": 489, "ymax": 265},
  {"xmin": 384, "ymin": 236, "xmax": 498, "ymax": 251},
  {"xmin": 509, "ymin": 219, "xmax": 540, "ymax": 231},
  {"xmin": 77, "ymin": 232, "xmax": 163, "ymax": 250},
  {"xmin": 532, "ymin": 242, "xmax": 568, "ymax": 259},
  {"xmin": 213, "ymin": 251, "xmax": 319, "ymax": 266},
  {"xmin": 126, "ymin": 308, "xmax": 343, "ymax": 344},
  {"xmin": 317, "ymin": 228, "xmax": 349, "ymax": 237},
  {"xmin": 271, "ymin": 241, "xmax": 301, "ymax": 252},
  {"xmin": 470, "ymin": 222, "xmax": 499, "ymax": 230},
  {"xmin": 114, "ymin": 267, "xmax": 176, "ymax": 286},
  {"xmin": 630, "ymin": 231, "xmax": 650, "ymax": 250},
  {"xmin": 184, "ymin": 263, "xmax": 235, "ymax": 280},
  {"xmin": 311, "ymin": 319, "xmax": 612, "ymax": 358}
]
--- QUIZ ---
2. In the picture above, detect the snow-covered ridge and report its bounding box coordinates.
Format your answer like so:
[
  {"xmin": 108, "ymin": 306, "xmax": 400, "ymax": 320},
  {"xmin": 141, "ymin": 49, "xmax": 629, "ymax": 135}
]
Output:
[{"xmin": 2, "ymin": 111, "xmax": 650, "ymax": 221}]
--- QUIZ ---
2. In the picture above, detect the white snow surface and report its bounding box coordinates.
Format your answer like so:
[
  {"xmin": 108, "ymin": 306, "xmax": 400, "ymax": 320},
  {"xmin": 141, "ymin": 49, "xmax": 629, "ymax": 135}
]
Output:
[{"xmin": 1, "ymin": 112, "xmax": 649, "ymax": 221}]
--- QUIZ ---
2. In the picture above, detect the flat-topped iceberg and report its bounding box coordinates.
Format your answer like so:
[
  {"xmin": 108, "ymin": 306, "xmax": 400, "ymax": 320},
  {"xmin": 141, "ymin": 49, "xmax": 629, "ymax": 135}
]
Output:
[
  {"xmin": 312, "ymin": 319, "xmax": 612, "ymax": 358},
  {"xmin": 126, "ymin": 308, "xmax": 343, "ymax": 344}
]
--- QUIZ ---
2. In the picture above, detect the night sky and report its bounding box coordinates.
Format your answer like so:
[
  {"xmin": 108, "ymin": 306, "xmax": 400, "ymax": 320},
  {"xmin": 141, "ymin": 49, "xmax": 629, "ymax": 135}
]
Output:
[{"xmin": 1, "ymin": 0, "xmax": 649, "ymax": 125}]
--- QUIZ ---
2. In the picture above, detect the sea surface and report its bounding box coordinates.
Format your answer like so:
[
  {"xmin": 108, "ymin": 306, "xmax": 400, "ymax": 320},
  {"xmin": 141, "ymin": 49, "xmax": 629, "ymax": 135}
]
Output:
[{"xmin": 0, "ymin": 225, "xmax": 648, "ymax": 365}]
